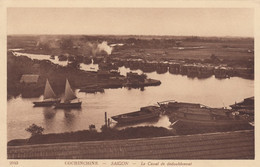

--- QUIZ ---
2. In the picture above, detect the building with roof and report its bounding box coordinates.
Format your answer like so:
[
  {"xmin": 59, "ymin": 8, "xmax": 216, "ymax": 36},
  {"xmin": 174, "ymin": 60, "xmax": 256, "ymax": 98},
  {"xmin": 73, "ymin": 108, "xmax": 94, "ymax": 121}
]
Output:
[{"xmin": 20, "ymin": 74, "xmax": 40, "ymax": 84}]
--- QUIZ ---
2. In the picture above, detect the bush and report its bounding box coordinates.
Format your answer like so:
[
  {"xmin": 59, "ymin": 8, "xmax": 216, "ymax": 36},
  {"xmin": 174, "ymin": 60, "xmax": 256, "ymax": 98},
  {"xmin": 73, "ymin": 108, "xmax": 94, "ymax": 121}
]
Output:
[{"xmin": 25, "ymin": 124, "xmax": 44, "ymax": 137}]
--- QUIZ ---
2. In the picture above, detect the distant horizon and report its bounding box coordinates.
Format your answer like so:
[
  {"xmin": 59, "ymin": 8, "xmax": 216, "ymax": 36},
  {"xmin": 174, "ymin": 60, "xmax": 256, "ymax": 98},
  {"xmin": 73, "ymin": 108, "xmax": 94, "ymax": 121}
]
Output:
[
  {"xmin": 7, "ymin": 33, "xmax": 254, "ymax": 39},
  {"xmin": 7, "ymin": 8, "xmax": 254, "ymax": 37}
]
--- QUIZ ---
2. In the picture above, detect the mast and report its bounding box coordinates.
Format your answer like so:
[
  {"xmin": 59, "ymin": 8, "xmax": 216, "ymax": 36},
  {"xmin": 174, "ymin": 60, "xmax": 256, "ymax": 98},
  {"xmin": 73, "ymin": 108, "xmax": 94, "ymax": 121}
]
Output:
[
  {"xmin": 43, "ymin": 79, "xmax": 56, "ymax": 100},
  {"xmin": 64, "ymin": 79, "xmax": 77, "ymax": 102}
]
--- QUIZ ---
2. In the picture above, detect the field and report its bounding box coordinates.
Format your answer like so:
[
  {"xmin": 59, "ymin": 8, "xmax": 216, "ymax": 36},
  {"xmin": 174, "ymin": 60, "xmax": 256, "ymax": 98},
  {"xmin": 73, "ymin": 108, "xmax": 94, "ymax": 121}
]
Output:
[
  {"xmin": 7, "ymin": 35, "xmax": 254, "ymax": 64},
  {"xmin": 7, "ymin": 35, "xmax": 254, "ymax": 98}
]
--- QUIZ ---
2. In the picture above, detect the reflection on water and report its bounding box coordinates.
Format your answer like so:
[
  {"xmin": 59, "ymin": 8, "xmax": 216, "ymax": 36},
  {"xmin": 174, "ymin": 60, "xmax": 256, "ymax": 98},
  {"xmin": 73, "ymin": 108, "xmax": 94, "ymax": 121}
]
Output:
[
  {"xmin": 13, "ymin": 51, "xmax": 99, "ymax": 72},
  {"xmin": 7, "ymin": 52, "xmax": 254, "ymax": 141},
  {"xmin": 7, "ymin": 72, "xmax": 254, "ymax": 141},
  {"xmin": 13, "ymin": 51, "xmax": 144, "ymax": 76},
  {"xmin": 43, "ymin": 107, "xmax": 56, "ymax": 120},
  {"xmin": 62, "ymin": 108, "xmax": 82, "ymax": 130},
  {"xmin": 13, "ymin": 51, "xmax": 68, "ymax": 66},
  {"xmin": 63, "ymin": 111, "xmax": 76, "ymax": 130},
  {"xmin": 43, "ymin": 107, "xmax": 56, "ymax": 132}
]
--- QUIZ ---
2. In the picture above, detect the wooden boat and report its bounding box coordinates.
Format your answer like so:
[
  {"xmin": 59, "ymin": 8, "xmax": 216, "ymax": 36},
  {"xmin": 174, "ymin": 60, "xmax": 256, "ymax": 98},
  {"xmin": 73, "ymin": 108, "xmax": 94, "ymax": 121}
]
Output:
[
  {"xmin": 79, "ymin": 84, "xmax": 104, "ymax": 93},
  {"xmin": 54, "ymin": 79, "xmax": 82, "ymax": 109},
  {"xmin": 157, "ymin": 100, "xmax": 201, "ymax": 113},
  {"xmin": 33, "ymin": 79, "xmax": 60, "ymax": 107},
  {"xmin": 171, "ymin": 106, "xmax": 251, "ymax": 130},
  {"xmin": 111, "ymin": 106, "xmax": 161, "ymax": 124},
  {"xmin": 174, "ymin": 117, "xmax": 250, "ymax": 128},
  {"xmin": 230, "ymin": 97, "xmax": 254, "ymax": 110}
]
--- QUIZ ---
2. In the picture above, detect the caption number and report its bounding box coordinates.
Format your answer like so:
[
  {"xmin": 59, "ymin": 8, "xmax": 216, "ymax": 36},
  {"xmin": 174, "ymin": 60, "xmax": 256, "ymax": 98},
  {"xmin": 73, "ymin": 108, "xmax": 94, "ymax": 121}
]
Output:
[{"xmin": 9, "ymin": 161, "xmax": 19, "ymax": 166}]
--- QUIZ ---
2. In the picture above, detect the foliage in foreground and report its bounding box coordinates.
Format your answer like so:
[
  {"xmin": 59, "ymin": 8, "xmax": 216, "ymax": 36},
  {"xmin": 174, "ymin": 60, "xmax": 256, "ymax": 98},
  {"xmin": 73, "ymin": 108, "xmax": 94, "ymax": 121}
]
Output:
[
  {"xmin": 25, "ymin": 124, "xmax": 44, "ymax": 137},
  {"xmin": 8, "ymin": 126, "xmax": 174, "ymax": 146}
]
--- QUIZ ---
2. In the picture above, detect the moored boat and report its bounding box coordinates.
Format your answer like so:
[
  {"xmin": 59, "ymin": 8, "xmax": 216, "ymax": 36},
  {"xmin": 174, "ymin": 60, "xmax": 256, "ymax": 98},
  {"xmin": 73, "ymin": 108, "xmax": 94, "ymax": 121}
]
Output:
[
  {"xmin": 157, "ymin": 100, "xmax": 252, "ymax": 132},
  {"xmin": 230, "ymin": 97, "xmax": 254, "ymax": 110},
  {"xmin": 33, "ymin": 99, "xmax": 60, "ymax": 107},
  {"xmin": 173, "ymin": 116, "xmax": 252, "ymax": 135},
  {"xmin": 54, "ymin": 101, "xmax": 82, "ymax": 108},
  {"xmin": 79, "ymin": 84, "xmax": 104, "ymax": 93},
  {"xmin": 170, "ymin": 105, "xmax": 251, "ymax": 131},
  {"xmin": 111, "ymin": 106, "xmax": 161, "ymax": 124},
  {"xmin": 174, "ymin": 117, "xmax": 250, "ymax": 128},
  {"xmin": 54, "ymin": 79, "xmax": 82, "ymax": 109},
  {"xmin": 157, "ymin": 100, "xmax": 201, "ymax": 113},
  {"xmin": 33, "ymin": 79, "xmax": 60, "ymax": 107}
]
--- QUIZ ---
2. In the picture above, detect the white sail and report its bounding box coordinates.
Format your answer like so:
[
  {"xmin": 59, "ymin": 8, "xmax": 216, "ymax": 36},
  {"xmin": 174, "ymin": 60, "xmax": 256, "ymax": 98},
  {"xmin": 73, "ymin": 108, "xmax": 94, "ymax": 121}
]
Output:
[
  {"xmin": 43, "ymin": 79, "xmax": 56, "ymax": 100},
  {"xmin": 64, "ymin": 79, "xmax": 77, "ymax": 102}
]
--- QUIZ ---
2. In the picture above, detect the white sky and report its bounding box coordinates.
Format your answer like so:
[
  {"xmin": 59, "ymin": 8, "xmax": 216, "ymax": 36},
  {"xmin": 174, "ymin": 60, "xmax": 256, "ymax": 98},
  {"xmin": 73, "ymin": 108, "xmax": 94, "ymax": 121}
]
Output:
[{"xmin": 7, "ymin": 8, "xmax": 254, "ymax": 37}]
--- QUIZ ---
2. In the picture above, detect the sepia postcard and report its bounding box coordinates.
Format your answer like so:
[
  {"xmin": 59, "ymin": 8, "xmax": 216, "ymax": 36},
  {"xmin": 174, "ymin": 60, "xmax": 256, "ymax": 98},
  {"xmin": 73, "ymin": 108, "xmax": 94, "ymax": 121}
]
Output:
[{"xmin": 0, "ymin": 0, "xmax": 259, "ymax": 167}]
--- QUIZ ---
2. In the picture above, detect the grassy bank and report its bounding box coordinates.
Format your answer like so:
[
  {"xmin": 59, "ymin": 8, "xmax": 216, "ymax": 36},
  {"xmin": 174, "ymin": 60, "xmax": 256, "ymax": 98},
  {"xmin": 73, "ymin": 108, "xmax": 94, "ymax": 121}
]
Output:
[
  {"xmin": 7, "ymin": 124, "xmax": 254, "ymax": 147},
  {"xmin": 8, "ymin": 126, "xmax": 175, "ymax": 146}
]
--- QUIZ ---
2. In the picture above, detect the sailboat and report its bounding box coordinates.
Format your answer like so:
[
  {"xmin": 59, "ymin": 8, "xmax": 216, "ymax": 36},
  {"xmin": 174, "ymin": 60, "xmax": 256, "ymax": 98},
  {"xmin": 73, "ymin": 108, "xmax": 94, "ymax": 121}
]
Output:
[
  {"xmin": 33, "ymin": 79, "xmax": 60, "ymax": 107},
  {"xmin": 54, "ymin": 79, "xmax": 82, "ymax": 109}
]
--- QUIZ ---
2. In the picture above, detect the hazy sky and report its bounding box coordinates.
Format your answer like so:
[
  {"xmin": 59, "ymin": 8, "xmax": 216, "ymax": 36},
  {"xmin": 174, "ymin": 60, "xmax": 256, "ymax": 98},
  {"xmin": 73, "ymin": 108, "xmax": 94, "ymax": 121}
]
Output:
[{"xmin": 7, "ymin": 8, "xmax": 254, "ymax": 37}]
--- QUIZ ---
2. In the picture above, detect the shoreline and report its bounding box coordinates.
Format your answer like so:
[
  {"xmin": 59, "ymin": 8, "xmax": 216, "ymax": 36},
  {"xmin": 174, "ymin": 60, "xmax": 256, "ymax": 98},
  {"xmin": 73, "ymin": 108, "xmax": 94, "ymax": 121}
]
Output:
[
  {"xmin": 7, "ymin": 51, "xmax": 161, "ymax": 98},
  {"xmin": 8, "ymin": 125, "xmax": 254, "ymax": 147},
  {"xmin": 8, "ymin": 34, "xmax": 254, "ymax": 81},
  {"xmin": 12, "ymin": 48, "xmax": 254, "ymax": 80}
]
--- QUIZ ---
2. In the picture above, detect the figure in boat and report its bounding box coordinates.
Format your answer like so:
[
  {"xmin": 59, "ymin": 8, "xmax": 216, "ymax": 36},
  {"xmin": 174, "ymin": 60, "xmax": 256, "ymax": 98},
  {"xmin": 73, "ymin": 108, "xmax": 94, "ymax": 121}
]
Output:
[
  {"xmin": 33, "ymin": 79, "xmax": 60, "ymax": 107},
  {"xmin": 54, "ymin": 79, "xmax": 82, "ymax": 109}
]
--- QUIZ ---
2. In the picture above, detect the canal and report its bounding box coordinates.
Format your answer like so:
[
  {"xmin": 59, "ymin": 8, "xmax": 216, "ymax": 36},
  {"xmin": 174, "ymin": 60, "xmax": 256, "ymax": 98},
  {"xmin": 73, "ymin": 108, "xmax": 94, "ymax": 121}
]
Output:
[{"xmin": 7, "ymin": 52, "xmax": 254, "ymax": 140}]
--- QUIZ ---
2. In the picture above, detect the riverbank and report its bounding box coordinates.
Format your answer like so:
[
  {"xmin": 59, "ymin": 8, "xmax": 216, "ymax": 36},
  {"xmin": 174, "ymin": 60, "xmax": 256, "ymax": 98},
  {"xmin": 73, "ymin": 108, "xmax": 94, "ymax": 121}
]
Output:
[
  {"xmin": 7, "ymin": 51, "xmax": 161, "ymax": 98},
  {"xmin": 8, "ymin": 126, "xmax": 175, "ymax": 146},
  {"xmin": 13, "ymin": 49, "xmax": 254, "ymax": 80},
  {"xmin": 8, "ymin": 123, "xmax": 254, "ymax": 147},
  {"xmin": 114, "ymin": 58, "xmax": 254, "ymax": 79},
  {"xmin": 8, "ymin": 35, "xmax": 254, "ymax": 80}
]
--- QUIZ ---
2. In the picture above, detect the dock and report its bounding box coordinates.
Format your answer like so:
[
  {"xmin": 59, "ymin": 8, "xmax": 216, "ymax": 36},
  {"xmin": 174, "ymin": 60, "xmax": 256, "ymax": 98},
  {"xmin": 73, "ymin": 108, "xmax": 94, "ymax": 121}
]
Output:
[{"xmin": 8, "ymin": 130, "xmax": 254, "ymax": 159}]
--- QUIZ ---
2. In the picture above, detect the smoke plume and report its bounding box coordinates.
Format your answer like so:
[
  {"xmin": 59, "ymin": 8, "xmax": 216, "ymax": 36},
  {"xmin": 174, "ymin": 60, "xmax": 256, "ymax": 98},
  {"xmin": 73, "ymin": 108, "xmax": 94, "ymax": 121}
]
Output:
[
  {"xmin": 82, "ymin": 41, "xmax": 113, "ymax": 56},
  {"xmin": 97, "ymin": 41, "xmax": 113, "ymax": 55}
]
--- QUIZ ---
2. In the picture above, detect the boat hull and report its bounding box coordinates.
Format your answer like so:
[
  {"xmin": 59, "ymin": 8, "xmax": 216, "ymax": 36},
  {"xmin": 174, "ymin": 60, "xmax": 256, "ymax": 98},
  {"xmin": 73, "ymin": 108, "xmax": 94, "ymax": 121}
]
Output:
[
  {"xmin": 175, "ymin": 118, "xmax": 250, "ymax": 127},
  {"xmin": 112, "ymin": 109, "xmax": 160, "ymax": 124},
  {"xmin": 54, "ymin": 102, "xmax": 82, "ymax": 109},
  {"xmin": 112, "ymin": 113, "xmax": 160, "ymax": 124},
  {"xmin": 230, "ymin": 104, "xmax": 254, "ymax": 110},
  {"xmin": 172, "ymin": 118, "xmax": 253, "ymax": 134},
  {"xmin": 33, "ymin": 100, "xmax": 60, "ymax": 107},
  {"xmin": 114, "ymin": 117, "xmax": 160, "ymax": 127}
]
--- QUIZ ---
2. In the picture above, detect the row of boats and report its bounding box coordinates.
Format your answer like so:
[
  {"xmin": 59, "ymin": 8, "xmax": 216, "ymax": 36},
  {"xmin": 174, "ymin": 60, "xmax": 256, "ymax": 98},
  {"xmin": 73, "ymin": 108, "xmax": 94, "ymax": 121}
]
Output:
[
  {"xmin": 112, "ymin": 100, "xmax": 253, "ymax": 130},
  {"xmin": 34, "ymin": 79, "xmax": 253, "ymax": 130},
  {"xmin": 158, "ymin": 101, "xmax": 253, "ymax": 129}
]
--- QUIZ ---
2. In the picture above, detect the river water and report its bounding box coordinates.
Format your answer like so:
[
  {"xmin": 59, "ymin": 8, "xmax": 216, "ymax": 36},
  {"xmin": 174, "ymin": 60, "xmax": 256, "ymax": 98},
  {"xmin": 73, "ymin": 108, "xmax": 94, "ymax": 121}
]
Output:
[{"xmin": 7, "ymin": 52, "xmax": 254, "ymax": 141}]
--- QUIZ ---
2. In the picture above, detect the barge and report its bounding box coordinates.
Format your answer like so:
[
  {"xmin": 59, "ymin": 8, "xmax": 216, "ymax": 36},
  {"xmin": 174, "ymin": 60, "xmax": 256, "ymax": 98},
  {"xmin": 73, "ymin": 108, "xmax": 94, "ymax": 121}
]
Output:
[{"xmin": 111, "ymin": 106, "xmax": 161, "ymax": 124}]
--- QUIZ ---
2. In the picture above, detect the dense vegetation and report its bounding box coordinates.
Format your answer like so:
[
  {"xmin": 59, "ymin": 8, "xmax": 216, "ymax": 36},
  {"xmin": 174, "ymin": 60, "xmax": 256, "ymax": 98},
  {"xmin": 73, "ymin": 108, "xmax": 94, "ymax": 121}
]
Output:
[
  {"xmin": 7, "ymin": 51, "xmax": 124, "ymax": 98},
  {"xmin": 8, "ymin": 35, "xmax": 254, "ymax": 66}
]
